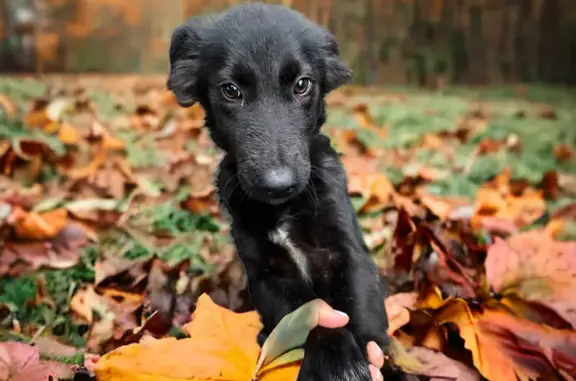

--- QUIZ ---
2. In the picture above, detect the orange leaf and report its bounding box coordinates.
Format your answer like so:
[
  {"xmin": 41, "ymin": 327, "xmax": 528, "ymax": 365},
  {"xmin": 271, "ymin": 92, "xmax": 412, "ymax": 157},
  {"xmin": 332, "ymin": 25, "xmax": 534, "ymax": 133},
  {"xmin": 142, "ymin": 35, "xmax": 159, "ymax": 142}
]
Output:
[
  {"xmin": 352, "ymin": 104, "xmax": 377, "ymax": 129},
  {"xmin": 57, "ymin": 122, "xmax": 81, "ymax": 145},
  {"xmin": 472, "ymin": 183, "xmax": 546, "ymax": 229},
  {"xmin": 435, "ymin": 299, "xmax": 538, "ymax": 381},
  {"xmin": 485, "ymin": 230, "xmax": 576, "ymax": 327},
  {"xmin": 94, "ymin": 294, "xmax": 301, "ymax": 381},
  {"xmin": 11, "ymin": 207, "xmax": 69, "ymax": 240},
  {"xmin": 477, "ymin": 308, "xmax": 576, "ymax": 375}
]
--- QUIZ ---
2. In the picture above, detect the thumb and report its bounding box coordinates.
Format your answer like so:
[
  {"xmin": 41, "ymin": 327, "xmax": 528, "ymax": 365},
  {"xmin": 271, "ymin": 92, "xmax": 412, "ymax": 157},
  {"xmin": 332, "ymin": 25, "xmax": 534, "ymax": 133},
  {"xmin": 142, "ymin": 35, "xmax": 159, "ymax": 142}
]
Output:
[{"xmin": 313, "ymin": 299, "xmax": 350, "ymax": 328}]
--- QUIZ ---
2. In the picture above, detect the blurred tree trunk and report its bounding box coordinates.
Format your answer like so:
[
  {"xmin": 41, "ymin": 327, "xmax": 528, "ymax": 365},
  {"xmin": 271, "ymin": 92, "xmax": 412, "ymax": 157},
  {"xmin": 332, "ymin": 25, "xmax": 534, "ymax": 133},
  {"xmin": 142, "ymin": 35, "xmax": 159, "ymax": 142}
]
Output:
[
  {"xmin": 1, "ymin": 0, "xmax": 575, "ymax": 86},
  {"xmin": 0, "ymin": 0, "xmax": 36, "ymax": 72}
]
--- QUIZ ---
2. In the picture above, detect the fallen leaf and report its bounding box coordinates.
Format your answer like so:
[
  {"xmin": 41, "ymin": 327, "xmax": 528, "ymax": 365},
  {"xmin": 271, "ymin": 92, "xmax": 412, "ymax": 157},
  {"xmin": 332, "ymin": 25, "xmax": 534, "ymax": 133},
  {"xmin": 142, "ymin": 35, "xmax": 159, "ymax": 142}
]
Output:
[
  {"xmin": 94, "ymin": 293, "xmax": 296, "ymax": 381},
  {"xmin": 57, "ymin": 122, "xmax": 81, "ymax": 145},
  {"xmin": 406, "ymin": 346, "xmax": 481, "ymax": 381},
  {"xmin": 9, "ymin": 206, "xmax": 69, "ymax": 240},
  {"xmin": 0, "ymin": 341, "xmax": 65, "ymax": 381},
  {"xmin": 485, "ymin": 230, "xmax": 576, "ymax": 327},
  {"xmin": 1, "ymin": 222, "xmax": 90, "ymax": 276},
  {"xmin": 435, "ymin": 299, "xmax": 539, "ymax": 381},
  {"xmin": 385, "ymin": 292, "xmax": 418, "ymax": 334},
  {"xmin": 418, "ymin": 194, "xmax": 473, "ymax": 221},
  {"xmin": 554, "ymin": 144, "xmax": 573, "ymax": 163},
  {"xmin": 472, "ymin": 184, "xmax": 546, "ymax": 229},
  {"xmin": 477, "ymin": 308, "xmax": 576, "ymax": 377}
]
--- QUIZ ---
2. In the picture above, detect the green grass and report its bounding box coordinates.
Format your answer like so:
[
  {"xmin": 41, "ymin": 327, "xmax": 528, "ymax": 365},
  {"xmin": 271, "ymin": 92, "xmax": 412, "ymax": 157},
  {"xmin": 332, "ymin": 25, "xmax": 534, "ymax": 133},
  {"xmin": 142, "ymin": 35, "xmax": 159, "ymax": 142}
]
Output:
[{"xmin": 326, "ymin": 84, "xmax": 576, "ymax": 199}]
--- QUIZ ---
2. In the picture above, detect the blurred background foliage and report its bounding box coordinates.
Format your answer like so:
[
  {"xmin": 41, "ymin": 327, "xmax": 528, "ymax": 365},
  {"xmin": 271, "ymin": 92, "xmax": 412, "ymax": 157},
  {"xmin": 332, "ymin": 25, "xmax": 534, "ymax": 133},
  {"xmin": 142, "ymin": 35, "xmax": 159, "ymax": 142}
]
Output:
[{"xmin": 1, "ymin": 0, "xmax": 575, "ymax": 86}]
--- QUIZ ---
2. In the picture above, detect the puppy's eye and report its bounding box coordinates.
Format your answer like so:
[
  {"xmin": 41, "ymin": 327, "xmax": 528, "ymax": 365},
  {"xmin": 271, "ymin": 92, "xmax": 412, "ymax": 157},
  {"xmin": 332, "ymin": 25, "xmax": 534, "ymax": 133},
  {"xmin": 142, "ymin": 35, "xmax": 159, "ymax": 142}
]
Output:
[
  {"xmin": 293, "ymin": 78, "xmax": 312, "ymax": 96},
  {"xmin": 221, "ymin": 83, "xmax": 242, "ymax": 100}
]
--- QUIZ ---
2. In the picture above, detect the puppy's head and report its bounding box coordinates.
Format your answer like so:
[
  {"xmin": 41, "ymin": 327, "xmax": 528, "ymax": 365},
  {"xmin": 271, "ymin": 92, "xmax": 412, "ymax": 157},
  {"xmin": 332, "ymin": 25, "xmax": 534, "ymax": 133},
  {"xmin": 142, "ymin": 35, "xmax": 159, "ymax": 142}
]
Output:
[{"xmin": 168, "ymin": 3, "xmax": 351, "ymax": 204}]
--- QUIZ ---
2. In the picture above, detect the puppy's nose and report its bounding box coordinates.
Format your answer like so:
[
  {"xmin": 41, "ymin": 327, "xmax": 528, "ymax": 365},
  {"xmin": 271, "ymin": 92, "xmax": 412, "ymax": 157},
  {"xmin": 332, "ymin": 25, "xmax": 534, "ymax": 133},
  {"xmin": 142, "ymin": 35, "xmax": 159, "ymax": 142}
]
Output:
[{"xmin": 261, "ymin": 166, "xmax": 297, "ymax": 199}]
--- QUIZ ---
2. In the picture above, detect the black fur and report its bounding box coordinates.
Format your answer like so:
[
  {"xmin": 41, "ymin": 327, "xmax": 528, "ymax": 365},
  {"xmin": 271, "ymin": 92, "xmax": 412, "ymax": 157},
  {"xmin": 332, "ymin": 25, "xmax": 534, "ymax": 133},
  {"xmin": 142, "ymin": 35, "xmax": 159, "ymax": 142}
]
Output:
[{"xmin": 168, "ymin": 3, "xmax": 389, "ymax": 380}]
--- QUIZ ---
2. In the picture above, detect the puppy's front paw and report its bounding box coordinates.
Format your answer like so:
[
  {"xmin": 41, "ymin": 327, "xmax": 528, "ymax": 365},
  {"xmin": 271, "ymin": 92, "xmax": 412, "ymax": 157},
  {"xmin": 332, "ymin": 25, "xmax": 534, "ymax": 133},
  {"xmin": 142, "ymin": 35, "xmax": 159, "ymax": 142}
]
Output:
[
  {"xmin": 257, "ymin": 328, "xmax": 269, "ymax": 347},
  {"xmin": 297, "ymin": 327, "xmax": 371, "ymax": 381}
]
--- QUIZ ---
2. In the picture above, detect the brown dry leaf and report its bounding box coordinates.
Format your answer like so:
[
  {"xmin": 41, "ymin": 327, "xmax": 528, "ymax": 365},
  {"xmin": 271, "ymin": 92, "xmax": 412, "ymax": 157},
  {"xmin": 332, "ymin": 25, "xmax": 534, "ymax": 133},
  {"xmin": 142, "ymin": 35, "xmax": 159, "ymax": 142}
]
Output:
[
  {"xmin": 70, "ymin": 285, "xmax": 144, "ymax": 352},
  {"xmin": 352, "ymin": 104, "xmax": 378, "ymax": 129},
  {"xmin": 418, "ymin": 193, "xmax": 473, "ymax": 221},
  {"xmin": 344, "ymin": 155, "xmax": 396, "ymax": 213},
  {"xmin": 485, "ymin": 230, "xmax": 576, "ymax": 327},
  {"xmin": 63, "ymin": 147, "xmax": 107, "ymax": 180},
  {"xmin": 182, "ymin": 185, "xmax": 217, "ymax": 215},
  {"xmin": 555, "ymin": 144, "xmax": 574, "ymax": 163},
  {"xmin": 391, "ymin": 209, "xmax": 477, "ymax": 298},
  {"xmin": 91, "ymin": 121, "xmax": 126, "ymax": 151},
  {"xmin": 94, "ymin": 256, "xmax": 151, "ymax": 288}
]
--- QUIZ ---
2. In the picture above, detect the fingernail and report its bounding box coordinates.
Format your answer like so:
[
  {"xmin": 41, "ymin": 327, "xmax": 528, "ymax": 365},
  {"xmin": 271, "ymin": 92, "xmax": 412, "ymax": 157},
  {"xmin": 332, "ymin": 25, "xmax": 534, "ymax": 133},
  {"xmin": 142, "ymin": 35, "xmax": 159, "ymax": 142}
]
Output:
[
  {"xmin": 369, "ymin": 341, "xmax": 384, "ymax": 358},
  {"xmin": 334, "ymin": 310, "xmax": 349, "ymax": 318}
]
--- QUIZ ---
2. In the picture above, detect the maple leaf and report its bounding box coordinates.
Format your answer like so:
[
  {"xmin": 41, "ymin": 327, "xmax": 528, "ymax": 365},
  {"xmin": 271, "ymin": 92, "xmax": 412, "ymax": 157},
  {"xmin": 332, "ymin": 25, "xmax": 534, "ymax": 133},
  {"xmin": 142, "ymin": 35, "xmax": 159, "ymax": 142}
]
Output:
[
  {"xmin": 477, "ymin": 308, "xmax": 576, "ymax": 378},
  {"xmin": 93, "ymin": 293, "xmax": 299, "ymax": 381},
  {"xmin": 485, "ymin": 230, "xmax": 576, "ymax": 327},
  {"xmin": 434, "ymin": 300, "xmax": 540, "ymax": 380},
  {"xmin": 411, "ymin": 296, "xmax": 576, "ymax": 381}
]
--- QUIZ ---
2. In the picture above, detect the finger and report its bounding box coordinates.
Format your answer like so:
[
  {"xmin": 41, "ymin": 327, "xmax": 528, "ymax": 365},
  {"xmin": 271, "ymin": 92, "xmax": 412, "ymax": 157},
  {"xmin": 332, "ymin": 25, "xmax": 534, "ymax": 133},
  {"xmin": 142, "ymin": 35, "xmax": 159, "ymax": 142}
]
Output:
[
  {"xmin": 367, "ymin": 341, "xmax": 385, "ymax": 369},
  {"xmin": 369, "ymin": 364, "xmax": 383, "ymax": 381},
  {"xmin": 312, "ymin": 299, "xmax": 350, "ymax": 328}
]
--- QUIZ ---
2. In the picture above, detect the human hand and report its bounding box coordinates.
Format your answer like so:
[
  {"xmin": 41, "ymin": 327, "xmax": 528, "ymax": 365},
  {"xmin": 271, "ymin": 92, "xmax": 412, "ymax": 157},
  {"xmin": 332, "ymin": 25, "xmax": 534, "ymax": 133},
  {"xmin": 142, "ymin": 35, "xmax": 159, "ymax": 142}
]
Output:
[{"xmin": 315, "ymin": 300, "xmax": 385, "ymax": 381}]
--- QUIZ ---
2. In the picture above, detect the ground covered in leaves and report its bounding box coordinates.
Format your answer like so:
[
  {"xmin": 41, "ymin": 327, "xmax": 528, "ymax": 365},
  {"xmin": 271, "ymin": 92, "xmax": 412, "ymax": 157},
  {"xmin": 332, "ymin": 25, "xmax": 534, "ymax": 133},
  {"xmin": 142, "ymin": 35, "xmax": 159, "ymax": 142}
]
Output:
[{"xmin": 1, "ymin": 75, "xmax": 575, "ymax": 381}]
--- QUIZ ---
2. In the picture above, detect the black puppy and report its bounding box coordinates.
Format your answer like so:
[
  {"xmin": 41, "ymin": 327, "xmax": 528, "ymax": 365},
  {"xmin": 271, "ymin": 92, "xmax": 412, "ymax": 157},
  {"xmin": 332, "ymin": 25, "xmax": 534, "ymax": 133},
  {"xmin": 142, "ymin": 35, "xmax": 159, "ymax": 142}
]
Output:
[{"xmin": 167, "ymin": 3, "xmax": 389, "ymax": 380}]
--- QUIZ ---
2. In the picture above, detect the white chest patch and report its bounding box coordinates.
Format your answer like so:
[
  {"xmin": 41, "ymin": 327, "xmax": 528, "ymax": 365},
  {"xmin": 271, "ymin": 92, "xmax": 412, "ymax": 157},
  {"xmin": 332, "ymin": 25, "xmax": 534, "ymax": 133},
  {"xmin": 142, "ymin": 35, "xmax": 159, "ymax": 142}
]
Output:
[{"xmin": 269, "ymin": 223, "xmax": 311, "ymax": 285}]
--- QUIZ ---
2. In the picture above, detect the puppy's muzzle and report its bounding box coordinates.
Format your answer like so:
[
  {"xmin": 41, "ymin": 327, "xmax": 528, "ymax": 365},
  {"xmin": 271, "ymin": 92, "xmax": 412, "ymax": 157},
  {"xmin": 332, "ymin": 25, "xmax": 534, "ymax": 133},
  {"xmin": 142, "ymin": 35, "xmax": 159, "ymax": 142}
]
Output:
[{"xmin": 259, "ymin": 166, "xmax": 298, "ymax": 200}]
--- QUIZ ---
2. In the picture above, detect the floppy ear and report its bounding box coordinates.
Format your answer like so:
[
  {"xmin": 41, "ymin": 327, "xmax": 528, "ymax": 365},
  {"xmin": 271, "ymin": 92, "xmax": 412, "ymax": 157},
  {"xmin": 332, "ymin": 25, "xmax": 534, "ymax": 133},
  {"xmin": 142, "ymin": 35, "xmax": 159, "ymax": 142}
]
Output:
[
  {"xmin": 167, "ymin": 17, "xmax": 213, "ymax": 107},
  {"xmin": 321, "ymin": 31, "xmax": 353, "ymax": 93}
]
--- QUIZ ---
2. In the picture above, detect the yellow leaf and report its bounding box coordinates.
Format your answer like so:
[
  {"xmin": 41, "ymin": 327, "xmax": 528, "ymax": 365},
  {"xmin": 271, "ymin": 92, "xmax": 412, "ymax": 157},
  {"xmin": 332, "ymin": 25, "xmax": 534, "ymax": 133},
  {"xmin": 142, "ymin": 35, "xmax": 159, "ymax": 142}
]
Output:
[
  {"xmin": 94, "ymin": 293, "xmax": 302, "ymax": 381},
  {"xmin": 57, "ymin": 122, "xmax": 81, "ymax": 145}
]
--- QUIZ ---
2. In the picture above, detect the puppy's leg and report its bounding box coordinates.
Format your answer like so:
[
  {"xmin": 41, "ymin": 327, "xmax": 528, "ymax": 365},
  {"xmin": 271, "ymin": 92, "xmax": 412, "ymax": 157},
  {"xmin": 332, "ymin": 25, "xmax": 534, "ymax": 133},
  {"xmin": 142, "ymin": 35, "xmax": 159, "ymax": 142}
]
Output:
[
  {"xmin": 297, "ymin": 137, "xmax": 389, "ymax": 379},
  {"xmin": 315, "ymin": 137, "xmax": 390, "ymax": 352},
  {"xmin": 231, "ymin": 225, "xmax": 315, "ymax": 346},
  {"xmin": 298, "ymin": 327, "xmax": 371, "ymax": 381}
]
